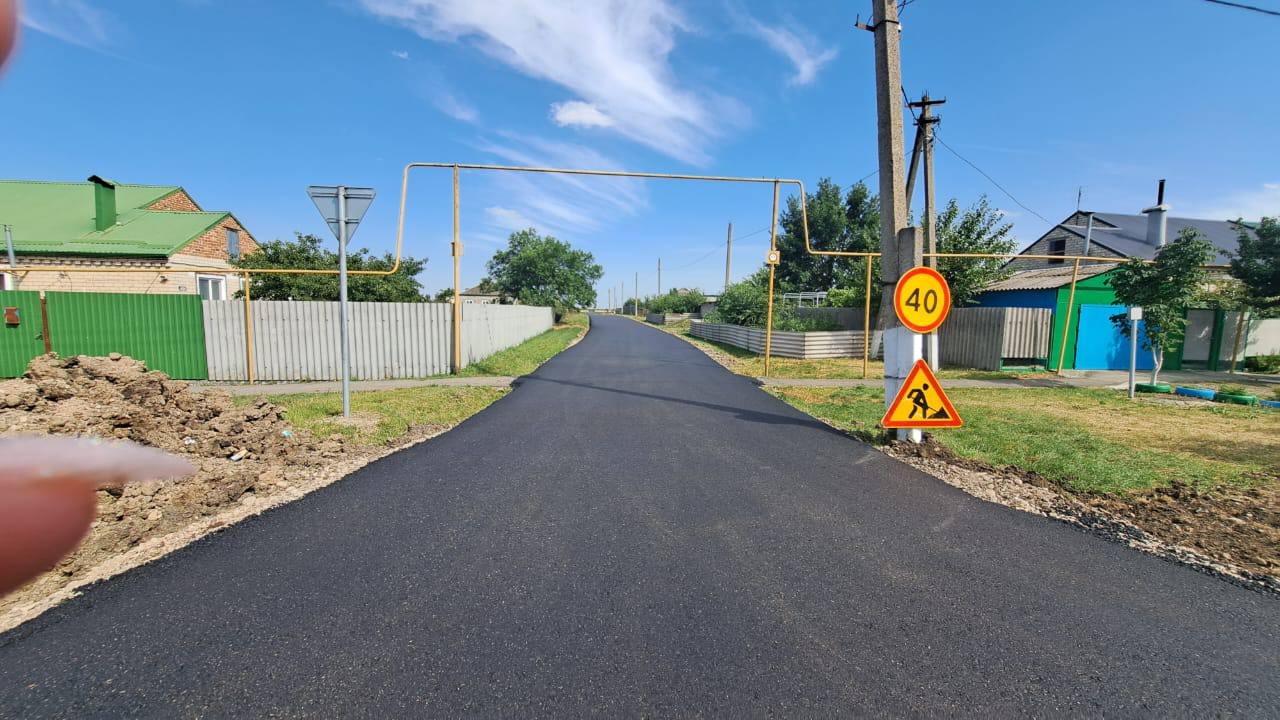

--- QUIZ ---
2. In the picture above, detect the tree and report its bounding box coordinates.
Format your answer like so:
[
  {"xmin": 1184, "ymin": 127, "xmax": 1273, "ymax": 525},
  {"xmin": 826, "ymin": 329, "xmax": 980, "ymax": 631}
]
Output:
[
  {"xmin": 1229, "ymin": 217, "xmax": 1280, "ymax": 314},
  {"xmin": 485, "ymin": 229, "xmax": 603, "ymax": 320},
  {"xmin": 1108, "ymin": 228, "xmax": 1214, "ymax": 384},
  {"xmin": 234, "ymin": 233, "xmax": 427, "ymax": 302},
  {"xmin": 931, "ymin": 196, "xmax": 1017, "ymax": 305},
  {"xmin": 775, "ymin": 179, "xmax": 880, "ymax": 294},
  {"xmin": 431, "ymin": 288, "xmax": 454, "ymax": 302}
]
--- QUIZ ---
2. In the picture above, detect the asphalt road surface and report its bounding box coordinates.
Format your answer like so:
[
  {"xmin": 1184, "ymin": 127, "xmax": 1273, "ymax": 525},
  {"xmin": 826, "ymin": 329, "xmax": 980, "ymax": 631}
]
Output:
[{"xmin": 2, "ymin": 314, "xmax": 1277, "ymax": 716}]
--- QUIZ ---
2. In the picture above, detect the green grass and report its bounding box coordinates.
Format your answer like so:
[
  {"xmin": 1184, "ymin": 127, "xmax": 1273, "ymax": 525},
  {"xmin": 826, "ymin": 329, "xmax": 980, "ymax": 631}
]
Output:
[
  {"xmin": 459, "ymin": 313, "xmax": 588, "ymax": 377},
  {"xmin": 263, "ymin": 385, "xmax": 507, "ymax": 446},
  {"xmin": 772, "ymin": 385, "xmax": 1279, "ymax": 495}
]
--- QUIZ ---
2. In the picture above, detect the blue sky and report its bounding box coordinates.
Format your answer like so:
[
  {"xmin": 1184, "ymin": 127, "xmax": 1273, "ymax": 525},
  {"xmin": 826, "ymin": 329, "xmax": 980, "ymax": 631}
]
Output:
[{"xmin": 3, "ymin": 0, "xmax": 1278, "ymax": 302}]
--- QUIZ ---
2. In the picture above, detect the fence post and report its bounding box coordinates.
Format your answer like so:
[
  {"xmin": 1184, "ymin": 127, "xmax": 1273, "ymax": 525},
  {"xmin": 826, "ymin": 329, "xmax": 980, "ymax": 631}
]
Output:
[{"xmin": 242, "ymin": 272, "xmax": 255, "ymax": 384}]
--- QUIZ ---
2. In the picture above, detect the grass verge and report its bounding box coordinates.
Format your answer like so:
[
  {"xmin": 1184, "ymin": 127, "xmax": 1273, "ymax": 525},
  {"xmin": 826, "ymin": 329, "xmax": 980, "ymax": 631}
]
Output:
[
  {"xmin": 459, "ymin": 313, "xmax": 588, "ymax": 377},
  {"xmin": 652, "ymin": 319, "xmax": 1021, "ymax": 381},
  {"xmin": 772, "ymin": 385, "xmax": 1279, "ymax": 495},
  {"xmin": 264, "ymin": 386, "xmax": 507, "ymax": 446}
]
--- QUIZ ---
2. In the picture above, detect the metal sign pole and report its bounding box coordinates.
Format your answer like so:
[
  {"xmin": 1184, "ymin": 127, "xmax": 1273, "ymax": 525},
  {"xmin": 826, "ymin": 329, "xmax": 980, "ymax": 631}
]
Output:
[
  {"xmin": 338, "ymin": 186, "xmax": 351, "ymax": 417},
  {"xmin": 307, "ymin": 184, "xmax": 373, "ymax": 417},
  {"xmin": 1128, "ymin": 306, "xmax": 1141, "ymax": 400}
]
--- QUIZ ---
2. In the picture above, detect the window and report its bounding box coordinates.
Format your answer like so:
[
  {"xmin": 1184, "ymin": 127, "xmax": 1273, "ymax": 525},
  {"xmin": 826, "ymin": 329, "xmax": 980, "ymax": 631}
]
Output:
[
  {"xmin": 226, "ymin": 228, "xmax": 241, "ymax": 261},
  {"xmin": 1047, "ymin": 238, "xmax": 1066, "ymax": 265},
  {"xmin": 197, "ymin": 274, "xmax": 226, "ymax": 300}
]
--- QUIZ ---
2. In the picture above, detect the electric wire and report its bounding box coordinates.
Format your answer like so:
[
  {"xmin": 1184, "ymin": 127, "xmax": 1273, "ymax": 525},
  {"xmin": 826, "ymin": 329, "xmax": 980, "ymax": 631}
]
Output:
[{"xmin": 932, "ymin": 134, "xmax": 1055, "ymax": 225}]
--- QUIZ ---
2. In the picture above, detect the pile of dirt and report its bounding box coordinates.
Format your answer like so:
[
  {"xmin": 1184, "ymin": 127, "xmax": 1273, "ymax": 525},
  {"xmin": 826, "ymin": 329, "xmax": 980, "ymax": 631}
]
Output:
[
  {"xmin": 887, "ymin": 435, "xmax": 1280, "ymax": 594},
  {"xmin": 0, "ymin": 354, "xmax": 358, "ymax": 617},
  {"xmin": 1086, "ymin": 480, "xmax": 1280, "ymax": 580}
]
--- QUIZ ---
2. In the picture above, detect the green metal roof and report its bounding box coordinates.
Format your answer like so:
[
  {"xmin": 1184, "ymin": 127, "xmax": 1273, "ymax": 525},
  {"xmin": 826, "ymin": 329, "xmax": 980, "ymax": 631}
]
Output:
[{"xmin": 0, "ymin": 180, "xmax": 230, "ymax": 257}]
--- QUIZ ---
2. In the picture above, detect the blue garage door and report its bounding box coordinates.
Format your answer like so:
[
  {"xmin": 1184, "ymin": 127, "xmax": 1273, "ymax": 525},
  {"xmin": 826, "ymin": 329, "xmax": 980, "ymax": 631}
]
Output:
[{"xmin": 1074, "ymin": 304, "xmax": 1154, "ymax": 371}]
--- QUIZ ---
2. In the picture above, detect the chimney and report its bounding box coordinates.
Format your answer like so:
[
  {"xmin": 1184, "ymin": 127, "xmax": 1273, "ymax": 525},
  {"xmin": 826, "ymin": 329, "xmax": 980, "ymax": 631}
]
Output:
[
  {"xmin": 88, "ymin": 175, "xmax": 118, "ymax": 231},
  {"xmin": 1141, "ymin": 179, "xmax": 1169, "ymax": 248}
]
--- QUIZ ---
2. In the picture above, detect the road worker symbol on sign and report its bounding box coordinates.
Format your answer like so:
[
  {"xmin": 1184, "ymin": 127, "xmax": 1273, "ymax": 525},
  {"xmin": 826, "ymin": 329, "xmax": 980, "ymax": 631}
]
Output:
[
  {"xmin": 882, "ymin": 359, "xmax": 963, "ymax": 429},
  {"xmin": 893, "ymin": 267, "xmax": 951, "ymax": 334}
]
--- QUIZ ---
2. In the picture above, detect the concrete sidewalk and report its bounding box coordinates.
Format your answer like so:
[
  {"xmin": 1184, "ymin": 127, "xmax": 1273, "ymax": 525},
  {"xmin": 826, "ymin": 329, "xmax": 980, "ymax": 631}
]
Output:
[{"xmin": 196, "ymin": 377, "xmax": 516, "ymax": 396}]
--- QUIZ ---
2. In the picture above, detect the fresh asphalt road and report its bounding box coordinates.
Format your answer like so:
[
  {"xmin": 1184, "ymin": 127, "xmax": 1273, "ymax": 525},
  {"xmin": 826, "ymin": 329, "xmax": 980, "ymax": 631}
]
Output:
[{"xmin": 2, "ymin": 314, "xmax": 1278, "ymax": 716}]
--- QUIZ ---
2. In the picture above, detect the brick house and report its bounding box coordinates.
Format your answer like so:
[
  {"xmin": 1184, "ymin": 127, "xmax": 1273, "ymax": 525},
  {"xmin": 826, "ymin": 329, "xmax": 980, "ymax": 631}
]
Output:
[{"xmin": 0, "ymin": 176, "xmax": 259, "ymax": 298}]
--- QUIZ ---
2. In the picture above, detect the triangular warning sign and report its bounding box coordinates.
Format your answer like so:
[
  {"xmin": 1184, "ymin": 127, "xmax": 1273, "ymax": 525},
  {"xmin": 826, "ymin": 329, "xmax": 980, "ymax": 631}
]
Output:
[{"xmin": 882, "ymin": 359, "xmax": 963, "ymax": 429}]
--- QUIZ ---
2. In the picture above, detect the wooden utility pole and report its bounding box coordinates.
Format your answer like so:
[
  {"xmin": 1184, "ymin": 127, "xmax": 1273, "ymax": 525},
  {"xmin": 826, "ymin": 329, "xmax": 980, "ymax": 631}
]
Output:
[{"xmin": 724, "ymin": 222, "xmax": 733, "ymax": 291}]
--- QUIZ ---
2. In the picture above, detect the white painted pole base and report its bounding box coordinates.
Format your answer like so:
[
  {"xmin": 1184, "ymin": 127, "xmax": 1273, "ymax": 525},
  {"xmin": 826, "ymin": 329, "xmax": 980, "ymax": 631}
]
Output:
[{"xmin": 883, "ymin": 325, "xmax": 923, "ymax": 443}]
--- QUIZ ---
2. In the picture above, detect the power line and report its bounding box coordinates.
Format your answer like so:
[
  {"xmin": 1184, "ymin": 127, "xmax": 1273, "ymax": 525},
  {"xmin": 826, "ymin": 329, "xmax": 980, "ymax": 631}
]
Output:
[
  {"xmin": 933, "ymin": 134, "xmax": 1055, "ymax": 225},
  {"xmin": 1203, "ymin": 0, "xmax": 1280, "ymax": 16}
]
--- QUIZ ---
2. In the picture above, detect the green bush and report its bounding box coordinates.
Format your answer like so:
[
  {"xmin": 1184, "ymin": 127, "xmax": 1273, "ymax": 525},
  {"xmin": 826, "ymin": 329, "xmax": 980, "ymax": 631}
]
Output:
[
  {"xmin": 712, "ymin": 281, "xmax": 769, "ymax": 326},
  {"xmin": 1244, "ymin": 354, "xmax": 1280, "ymax": 374},
  {"xmin": 649, "ymin": 289, "xmax": 707, "ymax": 314},
  {"xmin": 771, "ymin": 308, "xmax": 842, "ymax": 332},
  {"xmin": 704, "ymin": 281, "xmax": 841, "ymax": 331},
  {"xmin": 1217, "ymin": 384, "xmax": 1250, "ymax": 397},
  {"xmin": 825, "ymin": 288, "xmax": 861, "ymax": 308}
]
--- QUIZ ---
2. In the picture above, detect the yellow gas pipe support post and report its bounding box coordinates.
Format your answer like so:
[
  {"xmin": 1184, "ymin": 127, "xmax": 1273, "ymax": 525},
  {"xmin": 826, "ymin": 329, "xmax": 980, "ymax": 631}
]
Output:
[
  {"xmin": 763, "ymin": 181, "xmax": 780, "ymax": 378},
  {"xmin": 862, "ymin": 256, "xmax": 873, "ymax": 379},
  {"xmin": 241, "ymin": 271, "xmax": 255, "ymax": 384},
  {"xmin": 1055, "ymin": 258, "xmax": 1082, "ymax": 375},
  {"xmin": 451, "ymin": 164, "xmax": 463, "ymax": 374}
]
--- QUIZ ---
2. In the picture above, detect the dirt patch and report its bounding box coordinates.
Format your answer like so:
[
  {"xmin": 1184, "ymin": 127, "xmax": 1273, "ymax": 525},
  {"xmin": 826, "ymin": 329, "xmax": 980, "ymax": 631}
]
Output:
[
  {"xmin": 885, "ymin": 437, "xmax": 1280, "ymax": 595},
  {"xmin": 0, "ymin": 354, "xmax": 426, "ymax": 631}
]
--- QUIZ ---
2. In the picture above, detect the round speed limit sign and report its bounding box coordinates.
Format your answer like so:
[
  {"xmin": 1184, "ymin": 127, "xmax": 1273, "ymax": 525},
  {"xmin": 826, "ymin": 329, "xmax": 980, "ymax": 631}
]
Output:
[{"xmin": 894, "ymin": 267, "xmax": 951, "ymax": 333}]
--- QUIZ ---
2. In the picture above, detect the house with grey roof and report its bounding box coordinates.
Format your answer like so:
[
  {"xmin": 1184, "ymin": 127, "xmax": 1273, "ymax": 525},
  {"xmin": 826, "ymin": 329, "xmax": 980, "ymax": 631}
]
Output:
[{"xmin": 1005, "ymin": 182, "xmax": 1253, "ymax": 271}]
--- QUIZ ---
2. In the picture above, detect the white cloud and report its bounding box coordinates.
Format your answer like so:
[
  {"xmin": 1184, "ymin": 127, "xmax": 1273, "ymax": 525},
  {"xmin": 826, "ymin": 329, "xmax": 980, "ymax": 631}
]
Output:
[
  {"xmin": 391, "ymin": 49, "xmax": 410, "ymax": 60},
  {"xmin": 1184, "ymin": 182, "xmax": 1280, "ymax": 221},
  {"xmin": 358, "ymin": 0, "xmax": 737, "ymax": 164},
  {"xmin": 469, "ymin": 132, "xmax": 650, "ymax": 236},
  {"xmin": 484, "ymin": 206, "xmax": 536, "ymax": 231},
  {"xmin": 733, "ymin": 10, "xmax": 836, "ymax": 86},
  {"xmin": 19, "ymin": 0, "xmax": 116, "ymax": 50},
  {"xmin": 550, "ymin": 101, "xmax": 614, "ymax": 129},
  {"xmin": 435, "ymin": 91, "xmax": 478, "ymax": 123},
  {"xmin": 406, "ymin": 63, "xmax": 480, "ymax": 123}
]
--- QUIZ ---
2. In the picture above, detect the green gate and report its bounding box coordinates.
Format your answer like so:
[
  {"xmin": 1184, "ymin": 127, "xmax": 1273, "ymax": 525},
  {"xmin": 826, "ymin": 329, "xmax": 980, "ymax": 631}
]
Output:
[
  {"xmin": 45, "ymin": 292, "xmax": 209, "ymax": 379},
  {"xmin": 0, "ymin": 291, "xmax": 209, "ymax": 379},
  {"xmin": 0, "ymin": 290, "xmax": 47, "ymax": 377}
]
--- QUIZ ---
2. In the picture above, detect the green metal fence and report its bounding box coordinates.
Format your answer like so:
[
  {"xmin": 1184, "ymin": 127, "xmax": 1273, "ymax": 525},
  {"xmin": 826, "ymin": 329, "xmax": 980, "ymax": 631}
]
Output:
[
  {"xmin": 0, "ymin": 290, "xmax": 47, "ymax": 377},
  {"xmin": 0, "ymin": 291, "xmax": 209, "ymax": 379}
]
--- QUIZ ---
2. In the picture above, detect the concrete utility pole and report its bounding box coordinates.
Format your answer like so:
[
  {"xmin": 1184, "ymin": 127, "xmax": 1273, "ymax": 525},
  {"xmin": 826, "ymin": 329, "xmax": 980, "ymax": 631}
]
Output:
[
  {"xmin": 868, "ymin": 0, "xmax": 920, "ymax": 442},
  {"xmin": 909, "ymin": 93, "xmax": 945, "ymax": 371},
  {"xmin": 724, "ymin": 222, "xmax": 733, "ymax": 292},
  {"xmin": 634, "ymin": 271, "xmax": 639, "ymax": 318},
  {"xmin": 657, "ymin": 258, "xmax": 662, "ymax": 296}
]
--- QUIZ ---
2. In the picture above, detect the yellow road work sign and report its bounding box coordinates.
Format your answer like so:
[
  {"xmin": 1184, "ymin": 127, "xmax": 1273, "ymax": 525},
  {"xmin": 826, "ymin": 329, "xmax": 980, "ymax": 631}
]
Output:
[
  {"xmin": 882, "ymin": 359, "xmax": 963, "ymax": 429},
  {"xmin": 894, "ymin": 267, "xmax": 951, "ymax": 334}
]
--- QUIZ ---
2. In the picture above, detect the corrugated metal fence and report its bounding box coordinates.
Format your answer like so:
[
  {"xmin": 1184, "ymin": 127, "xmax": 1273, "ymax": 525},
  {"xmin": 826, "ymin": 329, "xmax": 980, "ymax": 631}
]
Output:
[
  {"xmin": 203, "ymin": 300, "xmax": 553, "ymax": 381},
  {"xmin": 938, "ymin": 307, "xmax": 1052, "ymax": 370},
  {"xmin": 1, "ymin": 290, "xmax": 207, "ymax": 378}
]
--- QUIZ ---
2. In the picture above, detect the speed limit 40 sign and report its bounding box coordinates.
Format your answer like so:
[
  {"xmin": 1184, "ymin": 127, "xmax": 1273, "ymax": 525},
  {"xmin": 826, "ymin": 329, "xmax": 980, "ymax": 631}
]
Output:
[{"xmin": 894, "ymin": 267, "xmax": 951, "ymax": 333}]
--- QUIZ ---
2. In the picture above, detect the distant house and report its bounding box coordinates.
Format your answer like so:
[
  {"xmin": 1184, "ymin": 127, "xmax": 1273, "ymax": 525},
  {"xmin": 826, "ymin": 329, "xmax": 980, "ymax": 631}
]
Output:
[
  {"xmin": 0, "ymin": 176, "xmax": 258, "ymax": 299},
  {"xmin": 1006, "ymin": 185, "xmax": 1252, "ymax": 271},
  {"xmin": 459, "ymin": 284, "xmax": 503, "ymax": 304}
]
